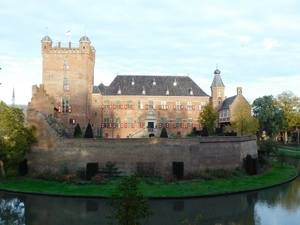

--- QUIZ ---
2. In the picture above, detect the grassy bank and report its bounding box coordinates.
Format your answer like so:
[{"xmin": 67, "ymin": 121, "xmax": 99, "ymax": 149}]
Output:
[{"xmin": 0, "ymin": 162, "xmax": 298, "ymax": 198}]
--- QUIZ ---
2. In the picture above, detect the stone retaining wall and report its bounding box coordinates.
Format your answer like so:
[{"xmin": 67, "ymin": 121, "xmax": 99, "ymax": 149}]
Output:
[{"xmin": 27, "ymin": 136, "xmax": 257, "ymax": 176}]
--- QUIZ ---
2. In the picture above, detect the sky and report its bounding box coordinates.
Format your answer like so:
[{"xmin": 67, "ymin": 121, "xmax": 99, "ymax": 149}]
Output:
[{"xmin": 0, "ymin": 0, "xmax": 300, "ymax": 105}]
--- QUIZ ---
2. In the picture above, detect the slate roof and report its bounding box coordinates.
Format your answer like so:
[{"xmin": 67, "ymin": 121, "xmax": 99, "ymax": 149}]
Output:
[
  {"xmin": 219, "ymin": 95, "xmax": 237, "ymax": 110},
  {"xmin": 211, "ymin": 70, "xmax": 225, "ymax": 87},
  {"xmin": 100, "ymin": 75, "xmax": 209, "ymax": 96},
  {"xmin": 92, "ymin": 86, "xmax": 101, "ymax": 93}
]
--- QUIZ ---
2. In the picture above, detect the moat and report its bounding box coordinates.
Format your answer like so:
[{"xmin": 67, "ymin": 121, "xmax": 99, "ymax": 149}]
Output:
[{"xmin": 1, "ymin": 177, "xmax": 300, "ymax": 225}]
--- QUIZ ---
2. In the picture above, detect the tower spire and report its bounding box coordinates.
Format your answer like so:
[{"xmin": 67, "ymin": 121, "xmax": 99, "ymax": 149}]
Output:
[{"xmin": 12, "ymin": 86, "xmax": 15, "ymax": 106}]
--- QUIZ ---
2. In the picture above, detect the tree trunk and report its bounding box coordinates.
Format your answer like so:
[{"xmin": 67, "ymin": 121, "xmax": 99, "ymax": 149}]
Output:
[
  {"xmin": 297, "ymin": 131, "xmax": 299, "ymax": 145},
  {"xmin": 0, "ymin": 160, "xmax": 5, "ymax": 178},
  {"xmin": 284, "ymin": 130, "xmax": 288, "ymax": 145}
]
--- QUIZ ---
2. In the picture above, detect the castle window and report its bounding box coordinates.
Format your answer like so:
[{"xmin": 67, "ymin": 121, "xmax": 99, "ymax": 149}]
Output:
[
  {"xmin": 188, "ymin": 118, "xmax": 193, "ymax": 128},
  {"xmin": 138, "ymin": 100, "xmax": 141, "ymax": 109},
  {"xmin": 187, "ymin": 101, "xmax": 192, "ymax": 110},
  {"xmin": 173, "ymin": 78, "xmax": 177, "ymax": 86},
  {"xmin": 118, "ymin": 86, "xmax": 122, "ymax": 95},
  {"xmin": 127, "ymin": 100, "xmax": 132, "ymax": 109},
  {"xmin": 63, "ymin": 77, "xmax": 68, "ymax": 91},
  {"xmin": 161, "ymin": 118, "xmax": 167, "ymax": 127},
  {"xmin": 131, "ymin": 78, "xmax": 135, "ymax": 86},
  {"xmin": 161, "ymin": 101, "xmax": 167, "ymax": 109},
  {"xmin": 138, "ymin": 117, "xmax": 141, "ymax": 123},
  {"xmin": 200, "ymin": 102, "xmax": 206, "ymax": 110},
  {"xmin": 116, "ymin": 118, "xmax": 121, "ymax": 128},
  {"xmin": 127, "ymin": 118, "xmax": 132, "ymax": 128},
  {"xmin": 142, "ymin": 86, "xmax": 146, "ymax": 95},
  {"xmin": 189, "ymin": 87, "xmax": 193, "ymax": 95},
  {"xmin": 104, "ymin": 118, "xmax": 110, "ymax": 128},
  {"xmin": 166, "ymin": 87, "xmax": 169, "ymax": 95},
  {"xmin": 176, "ymin": 101, "xmax": 181, "ymax": 110},
  {"xmin": 62, "ymin": 98, "xmax": 69, "ymax": 114},
  {"xmin": 116, "ymin": 100, "xmax": 121, "ymax": 109},
  {"xmin": 153, "ymin": 79, "xmax": 156, "ymax": 85},
  {"xmin": 176, "ymin": 118, "xmax": 181, "ymax": 127},
  {"xmin": 63, "ymin": 60, "xmax": 68, "ymax": 70},
  {"xmin": 148, "ymin": 100, "xmax": 153, "ymax": 109},
  {"xmin": 104, "ymin": 100, "xmax": 109, "ymax": 109}
]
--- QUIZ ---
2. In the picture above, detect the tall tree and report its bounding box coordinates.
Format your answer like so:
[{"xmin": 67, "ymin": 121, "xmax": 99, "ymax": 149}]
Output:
[
  {"xmin": 275, "ymin": 91, "xmax": 300, "ymax": 144},
  {"xmin": 107, "ymin": 174, "xmax": 153, "ymax": 225},
  {"xmin": 73, "ymin": 123, "xmax": 82, "ymax": 138},
  {"xmin": 0, "ymin": 102, "xmax": 36, "ymax": 177},
  {"xmin": 252, "ymin": 95, "xmax": 286, "ymax": 138},
  {"xmin": 198, "ymin": 104, "xmax": 218, "ymax": 134},
  {"xmin": 229, "ymin": 100, "xmax": 259, "ymax": 136}
]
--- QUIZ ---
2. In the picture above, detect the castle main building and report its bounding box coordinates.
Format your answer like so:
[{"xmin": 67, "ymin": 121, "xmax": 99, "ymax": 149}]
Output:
[{"xmin": 28, "ymin": 35, "xmax": 229, "ymax": 138}]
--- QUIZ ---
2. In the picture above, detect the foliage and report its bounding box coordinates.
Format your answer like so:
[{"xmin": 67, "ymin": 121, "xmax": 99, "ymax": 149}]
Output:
[
  {"xmin": 102, "ymin": 161, "xmax": 121, "ymax": 178},
  {"xmin": 252, "ymin": 95, "xmax": 286, "ymax": 137},
  {"xmin": 84, "ymin": 123, "xmax": 94, "ymax": 138},
  {"xmin": 244, "ymin": 155, "xmax": 254, "ymax": 175},
  {"xmin": 277, "ymin": 151, "xmax": 287, "ymax": 167},
  {"xmin": 107, "ymin": 174, "xmax": 153, "ymax": 225},
  {"xmin": 0, "ymin": 102, "xmax": 37, "ymax": 177},
  {"xmin": 160, "ymin": 127, "xmax": 168, "ymax": 138},
  {"xmin": 275, "ymin": 91, "xmax": 300, "ymax": 144},
  {"xmin": 201, "ymin": 127, "xmax": 209, "ymax": 136},
  {"xmin": 73, "ymin": 123, "xmax": 82, "ymax": 138},
  {"xmin": 259, "ymin": 139, "xmax": 279, "ymax": 157},
  {"xmin": 0, "ymin": 163, "xmax": 297, "ymax": 197},
  {"xmin": 91, "ymin": 174, "xmax": 105, "ymax": 184},
  {"xmin": 198, "ymin": 104, "xmax": 218, "ymax": 135},
  {"xmin": 187, "ymin": 127, "xmax": 198, "ymax": 137},
  {"xmin": 58, "ymin": 163, "xmax": 69, "ymax": 175},
  {"xmin": 275, "ymin": 91, "xmax": 300, "ymax": 130},
  {"xmin": 229, "ymin": 99, "xmax": 259, "ymax": 135},
  {"xmin": 75, "ymin": 167, "xmax": 86, "ymax": 180},
  {"xmin": 179, "ymin": 214, "xmax": 202, "ymax": 225}
]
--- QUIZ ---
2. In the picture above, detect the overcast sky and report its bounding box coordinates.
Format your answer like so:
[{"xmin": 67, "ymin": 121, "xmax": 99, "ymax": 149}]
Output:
[{"xmin": 0, "ymin": 0, "xmax": 300, "ymax": 104}]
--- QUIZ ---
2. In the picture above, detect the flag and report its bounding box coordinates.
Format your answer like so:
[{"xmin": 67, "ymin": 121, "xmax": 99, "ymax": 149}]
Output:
[{"xmin": 66, "ymin": 30, "xmax": 71, "ymax": 34}]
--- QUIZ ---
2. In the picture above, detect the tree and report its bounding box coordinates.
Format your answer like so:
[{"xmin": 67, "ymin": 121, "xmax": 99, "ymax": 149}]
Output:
[
  {"xmin": 198, "ymin": 104, "xmax": 218, "ymax": 135},
  {"xmin": 252, "ymin": 95, "xmax": 286, "ymax": 138},
  {"xmin": 73, "ymin": 123, "xmax": 82, "ymax": 138},
  {"xmin": 229, "ymin": 100, "xmax": 259, "ymax": 136},
  {"xmin": 160, "ymin": 127, "xmax": 168, "ymax": 138},
  {"xmin": 259, "ymin": 139, "xmax": 279, "ymax": 157},
  {"xmin": 275, "ymin": 91, "xmax": 300, "ymax": 144},
  {"xmin": 0, "ymin": 102, "xmax": 36, "ymax": 177},
  {"xmin": 107, "ymin": 174, "xmax": 153, "ymax": 225},
  {"xmin": 84, "ymin": 123, "xmax": 94, "ymax": 138}
]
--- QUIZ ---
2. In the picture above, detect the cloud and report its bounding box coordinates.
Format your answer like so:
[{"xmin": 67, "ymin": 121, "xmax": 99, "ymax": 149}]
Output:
[{"xmin": 263, "ymin": 38, "xmax": 279, "ymax": 50}]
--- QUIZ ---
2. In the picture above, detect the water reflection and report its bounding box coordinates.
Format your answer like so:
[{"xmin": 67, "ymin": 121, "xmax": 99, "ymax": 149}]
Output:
[{"xmin": 0, "ymin": 178, "xmax": 299, "ymax": 225}]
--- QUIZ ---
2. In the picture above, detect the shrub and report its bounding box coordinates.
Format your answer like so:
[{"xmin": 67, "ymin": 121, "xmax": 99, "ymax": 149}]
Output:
[
  {"xmin": 259, "ymin": 139, "xmax": 279, "ymax": 157},
  {"xmin": 74, "ymin": 123, "xmax": 82, "ymax": 138},
  {"xmin": 59, "ymin": 163, "xmax": 69, "ymax": 175},
  {"xmin": 91, "ymin": 174, "xmax": 105, "ymax": 184},
  {"xmin": 165, "ymin": 174, "xmax": 178, "ymax": 183},
  {"xmin": 277, "ymin": 151, "xmax": 287, "ymax": 167},
  {"xmin": 75, "ymin": 167, "xmax": 86, "ymax": 180},
  {"xmin": 107, "ymin": 174, "xmax": 153, "ymax": 224},
  {"xmin": 84, "ymin": 123, "xmax": 94, "ymax": 138},
  {"xmin": 201, "ymin": 127, "xmax": 209, "ymax": 136},
  {"xmin": 244, "ymin": 155, "xmax": 254, "ymax": 175},
  {"xmin": 102, "ymin": 161, "xmax": 121, "ymax": 178},
  {"xmin": 160, "ymin": 127, "xmax": 168, "ymax": 138}
]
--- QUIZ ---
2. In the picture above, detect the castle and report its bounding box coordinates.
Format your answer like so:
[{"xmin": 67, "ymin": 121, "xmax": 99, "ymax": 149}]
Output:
[{"xmin": 27, "ymin": 35, "xmax": 247, "ymax": 138}]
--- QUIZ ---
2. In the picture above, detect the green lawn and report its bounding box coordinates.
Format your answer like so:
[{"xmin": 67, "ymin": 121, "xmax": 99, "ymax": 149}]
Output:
[{"xmin": 0, "ymin": 162, "xmax": 298, "ymax": 198}]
